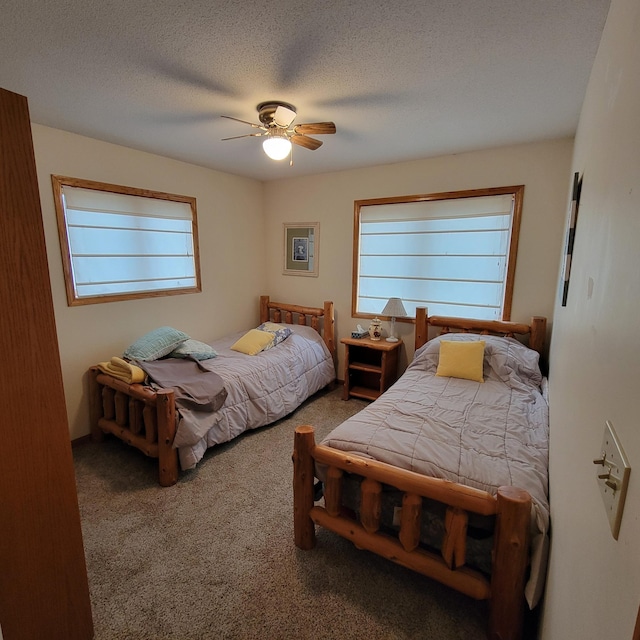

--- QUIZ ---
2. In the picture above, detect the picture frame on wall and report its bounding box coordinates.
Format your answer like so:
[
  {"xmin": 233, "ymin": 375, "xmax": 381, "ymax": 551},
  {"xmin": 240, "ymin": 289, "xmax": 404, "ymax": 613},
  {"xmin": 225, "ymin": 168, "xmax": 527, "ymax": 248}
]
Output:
[
  {"xmin": 283, "ymin": 222, "xmax": 319, "ymax": 276},
  {"xmin": 560, "ymin": 171, "xmax": 582, "ymax": 306},
  {"xmin": 292, "ymin": 237, "xmax": 308, "ymax": 262}
]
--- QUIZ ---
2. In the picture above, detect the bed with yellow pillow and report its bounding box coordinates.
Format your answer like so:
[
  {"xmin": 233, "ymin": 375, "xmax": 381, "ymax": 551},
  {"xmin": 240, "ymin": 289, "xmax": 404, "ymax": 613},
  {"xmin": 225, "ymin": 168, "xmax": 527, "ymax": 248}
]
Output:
[
  {"xmin": 293, "ymin": 310, "xmax": 547, "ymax": 640},
  {"xmin": 90, "ymin": 296, "xmax": 335, "ymax": 486}
]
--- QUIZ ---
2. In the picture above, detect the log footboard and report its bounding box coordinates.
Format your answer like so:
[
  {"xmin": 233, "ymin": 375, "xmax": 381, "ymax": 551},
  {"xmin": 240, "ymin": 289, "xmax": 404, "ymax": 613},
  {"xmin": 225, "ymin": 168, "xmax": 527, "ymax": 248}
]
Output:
[
  {"xmin": 293, "ymin": 425, "xmax": 531, "ymax": 640},
  {"xmin": 89, "ymin": 366, "xmax": 178, "ymax": 486}
]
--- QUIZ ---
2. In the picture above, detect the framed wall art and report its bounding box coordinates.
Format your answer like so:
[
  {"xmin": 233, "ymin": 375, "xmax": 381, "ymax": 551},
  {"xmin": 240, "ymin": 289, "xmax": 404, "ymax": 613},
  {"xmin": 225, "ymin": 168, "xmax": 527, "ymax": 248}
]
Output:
[
  {"xmin": 560, "ymin": 171, "xmax": 582, "ymax": 306},
  {"xmin": 283, "ymin": 222, "xmax": 319, "ymax": 277}
]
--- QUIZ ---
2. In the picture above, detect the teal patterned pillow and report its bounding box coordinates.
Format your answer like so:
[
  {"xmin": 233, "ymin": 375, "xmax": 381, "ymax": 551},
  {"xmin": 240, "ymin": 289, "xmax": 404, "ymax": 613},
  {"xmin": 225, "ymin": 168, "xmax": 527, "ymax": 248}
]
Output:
[
  {"xmin": 169, "ymin": 339, "xmax": 217, "ymax": 361},
  {"xmin": 123, "ymin": 326, "xmax": 190, "ymax": 361}
]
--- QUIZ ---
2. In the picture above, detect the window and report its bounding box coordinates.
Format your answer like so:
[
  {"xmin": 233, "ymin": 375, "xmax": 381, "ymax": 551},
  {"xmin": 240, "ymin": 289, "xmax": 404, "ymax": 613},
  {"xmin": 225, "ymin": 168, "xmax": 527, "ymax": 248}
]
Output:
[
  {"xmin": 52, "ymin": 176, "xmax": 201, "ymax": 306},
  {"xmin": 353, "ymin": 186, "xmax": 524, "ymax": 321}
]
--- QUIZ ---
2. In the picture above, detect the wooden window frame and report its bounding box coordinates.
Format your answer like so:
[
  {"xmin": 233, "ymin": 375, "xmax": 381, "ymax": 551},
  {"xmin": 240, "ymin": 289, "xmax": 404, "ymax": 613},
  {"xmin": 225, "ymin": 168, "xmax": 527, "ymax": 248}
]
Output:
[
  {"xmin": 352, "ymin": 185, "xmax": 524, "ymax": 322},
  {"xmin": 52, "ymin": 175, "xmax": 202, "ymax": 306}
]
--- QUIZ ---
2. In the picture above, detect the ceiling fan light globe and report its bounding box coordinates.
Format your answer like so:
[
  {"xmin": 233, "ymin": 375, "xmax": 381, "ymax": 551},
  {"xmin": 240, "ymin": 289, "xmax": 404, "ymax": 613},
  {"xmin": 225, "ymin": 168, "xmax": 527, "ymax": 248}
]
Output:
[{"xmin": 262, "ymin": 136, "xmax": 291, "ymax": 160}]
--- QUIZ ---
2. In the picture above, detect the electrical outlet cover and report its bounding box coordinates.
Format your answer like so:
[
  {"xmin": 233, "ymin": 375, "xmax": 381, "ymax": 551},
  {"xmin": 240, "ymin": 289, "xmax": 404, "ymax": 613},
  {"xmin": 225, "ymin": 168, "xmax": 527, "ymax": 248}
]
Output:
[{"xmin": 596, "ymin": 421, "xmax": 631, "ymax": 539}]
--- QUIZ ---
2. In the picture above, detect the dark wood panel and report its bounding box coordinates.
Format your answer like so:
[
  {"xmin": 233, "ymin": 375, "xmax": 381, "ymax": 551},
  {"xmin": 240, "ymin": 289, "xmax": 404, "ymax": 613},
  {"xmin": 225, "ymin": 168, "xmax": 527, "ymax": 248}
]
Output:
[{"xmin": 0, "ymin": 87, "xmax": 93, "ymax": 639}]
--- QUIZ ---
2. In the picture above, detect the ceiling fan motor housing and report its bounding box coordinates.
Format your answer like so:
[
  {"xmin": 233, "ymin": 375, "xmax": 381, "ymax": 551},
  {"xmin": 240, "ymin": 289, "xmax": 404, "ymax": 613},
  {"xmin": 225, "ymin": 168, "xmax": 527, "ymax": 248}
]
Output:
[{"xmin": 257, "ymin": 101, "xmax": 297, "ymax": 127}]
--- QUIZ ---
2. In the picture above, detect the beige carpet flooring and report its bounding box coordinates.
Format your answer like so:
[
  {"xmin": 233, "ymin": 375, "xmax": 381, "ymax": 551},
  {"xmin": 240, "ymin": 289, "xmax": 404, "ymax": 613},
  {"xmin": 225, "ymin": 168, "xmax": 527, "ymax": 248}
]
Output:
[{"xmin": 74, "ymin": 386, "xmax": 501, "ymax": 639}]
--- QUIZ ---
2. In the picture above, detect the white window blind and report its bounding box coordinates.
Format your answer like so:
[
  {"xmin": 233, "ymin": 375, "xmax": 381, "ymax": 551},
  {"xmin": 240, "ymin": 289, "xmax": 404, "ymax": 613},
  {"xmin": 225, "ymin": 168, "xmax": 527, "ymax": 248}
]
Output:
[
  {"xmin": 355, "ymin": 189, "xmax": 521, "ymax": 321},
  {"xmin": 53, "ymin": 177, "xmax": 201, "ymax": 305}
]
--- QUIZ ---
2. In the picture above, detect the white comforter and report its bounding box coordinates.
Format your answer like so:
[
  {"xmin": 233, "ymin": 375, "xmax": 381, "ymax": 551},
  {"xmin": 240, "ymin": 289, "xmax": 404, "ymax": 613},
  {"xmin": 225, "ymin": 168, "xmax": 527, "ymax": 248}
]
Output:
[
  {"xmin": 175, "ymin": 324, "xmax": 335, "ymax": 471},
  {"xmin": 321, "ymin": 333, "xmax": 549, "ymax": 608}
]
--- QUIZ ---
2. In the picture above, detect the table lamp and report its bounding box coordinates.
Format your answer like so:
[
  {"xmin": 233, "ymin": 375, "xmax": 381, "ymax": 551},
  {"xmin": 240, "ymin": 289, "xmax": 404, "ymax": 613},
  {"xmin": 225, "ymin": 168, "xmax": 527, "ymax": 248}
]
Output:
[{"xmin": 381, "ymin": 297, "xmax": 407, "ymax": 342}]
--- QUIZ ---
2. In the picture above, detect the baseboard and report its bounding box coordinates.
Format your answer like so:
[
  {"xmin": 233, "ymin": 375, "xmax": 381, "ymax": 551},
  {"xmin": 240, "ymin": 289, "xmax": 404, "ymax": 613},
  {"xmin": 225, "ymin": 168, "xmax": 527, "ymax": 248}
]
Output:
[{"xmin": 71, "ymin": 434, "xmax": 92, "ymax": 448}]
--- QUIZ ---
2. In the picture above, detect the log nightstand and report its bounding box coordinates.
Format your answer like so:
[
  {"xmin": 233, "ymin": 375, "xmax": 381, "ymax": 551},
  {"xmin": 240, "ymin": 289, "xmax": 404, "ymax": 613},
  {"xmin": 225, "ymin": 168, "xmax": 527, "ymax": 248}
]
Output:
[{"xmin": 341, "ymin": 336, "xmax": 402, "ymax": 401}]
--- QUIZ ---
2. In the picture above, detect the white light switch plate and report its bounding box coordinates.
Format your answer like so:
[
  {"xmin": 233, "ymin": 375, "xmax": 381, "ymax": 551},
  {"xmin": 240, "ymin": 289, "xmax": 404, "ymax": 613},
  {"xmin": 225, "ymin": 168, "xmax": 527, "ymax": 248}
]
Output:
[{"xmin": 595, "ymin": 421, "xmax": 631, "ymax": 539}]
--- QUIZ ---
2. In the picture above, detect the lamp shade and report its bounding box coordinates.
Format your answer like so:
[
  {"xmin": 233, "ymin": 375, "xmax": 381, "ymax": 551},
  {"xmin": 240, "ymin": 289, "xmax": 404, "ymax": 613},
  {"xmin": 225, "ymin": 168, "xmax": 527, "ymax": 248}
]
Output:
[
  {"xmin": 381, "ymin": 297, "xmax": 407, "ymax": 318},
  {"xmin": 262, "ymin": 134, "xmax": 292, "ymax": 160}
]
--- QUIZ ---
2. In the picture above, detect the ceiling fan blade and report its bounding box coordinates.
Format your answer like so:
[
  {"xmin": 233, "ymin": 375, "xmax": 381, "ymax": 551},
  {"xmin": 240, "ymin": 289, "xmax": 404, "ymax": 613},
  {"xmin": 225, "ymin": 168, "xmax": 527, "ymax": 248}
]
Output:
[
  {"xmin": 221, "ymin": 115, "xmax": 266, "ymax": 130},
  {"xmin": 273, "ymin": 105, "xmax": 297, "ymax": 127},
  {"xmin": 291, "ymin": 134, "xmax": 323, "ymax": 151},
  {"xmin": 294, "ymin": 122, "xmax": 336, "ymax": 135},
  {"xmin": 221, "ymin": 132, "xmax": 265, "ymax": 141}
]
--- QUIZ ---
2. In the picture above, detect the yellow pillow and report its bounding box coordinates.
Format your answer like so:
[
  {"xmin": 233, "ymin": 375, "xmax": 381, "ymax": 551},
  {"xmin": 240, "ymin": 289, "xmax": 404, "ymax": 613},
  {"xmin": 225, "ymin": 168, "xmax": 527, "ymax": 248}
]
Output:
[
  {"xmin": 435, "ymin": 340, "xmax": 486, "ymax": 383},
  {"xmin": 230, "ymin": 329, "xmax": 275, "ymax": 355}
]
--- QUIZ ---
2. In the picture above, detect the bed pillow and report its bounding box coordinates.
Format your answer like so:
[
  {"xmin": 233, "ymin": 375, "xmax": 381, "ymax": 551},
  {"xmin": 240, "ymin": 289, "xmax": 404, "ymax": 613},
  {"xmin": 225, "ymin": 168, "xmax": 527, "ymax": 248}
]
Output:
[
  {"xmin": 256, "ymin": 322, "xmax": 293, "ymax": 349},
  {"xmin": 169, "ymin": 338, "xmax": 217, "ymax": 361},
  {"xmin": 484, "ymin": 337, "xmax": 542, "ymax": 388},
  {"xmin": 414, "ymin": 333, "xmax": 542, "ymax": 389},
  {"xmin": 230, "ymin": 329, "xmax": 275, "ymax": 355},
  {"xmin": 435, "ymin": 339, "xmax": 486, "ymax": 382},
  {"xmin": 123, "ymin": 326, "xmax": 190, "ymax": 361}
]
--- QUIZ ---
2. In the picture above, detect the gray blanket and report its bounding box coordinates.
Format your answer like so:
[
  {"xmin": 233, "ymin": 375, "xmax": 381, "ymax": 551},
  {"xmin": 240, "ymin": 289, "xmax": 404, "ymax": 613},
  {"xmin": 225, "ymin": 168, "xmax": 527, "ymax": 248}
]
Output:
[{"xmin": 137, "ymin": 358, "xmax": 228, "ymax": 413}]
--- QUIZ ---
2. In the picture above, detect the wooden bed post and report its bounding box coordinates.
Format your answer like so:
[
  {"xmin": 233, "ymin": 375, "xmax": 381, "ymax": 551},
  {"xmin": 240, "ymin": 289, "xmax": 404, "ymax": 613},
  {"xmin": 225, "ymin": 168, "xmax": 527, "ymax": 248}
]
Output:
[
  {"xmin": 88, "ymin": 367, "xmax": 104, "ymax": 442},
  {"xmin": 415, "ymin": 307, "xmax": 428, "ymax": 350},
  {"xmin": 323, "ymin": 300, "xmax": 336, "ymax": 366},
  {"xmin": 488, "ymin": 486, "xmax": 531, "ymax": 640},
  {"xmin": 529, "ymin": 316, "xmax": 547, "ymax": 356},
  {"xmin": 259, "ymin": 295, "xmax": 270, "ymax": 323},
  {"xmin": 293, "ymin": 425, "xmax": 317, "ymax": 550},
  {"xmin": 156, "ymin": 389, "xmax": 178, "ymax": 487}
]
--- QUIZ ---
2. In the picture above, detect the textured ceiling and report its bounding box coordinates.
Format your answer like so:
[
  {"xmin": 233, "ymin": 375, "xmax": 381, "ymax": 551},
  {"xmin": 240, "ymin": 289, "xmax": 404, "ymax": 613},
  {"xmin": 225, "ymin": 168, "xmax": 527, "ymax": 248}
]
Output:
[{"xmin": 0, "ymin": 0, "xmax": 610, "ymax": 182}]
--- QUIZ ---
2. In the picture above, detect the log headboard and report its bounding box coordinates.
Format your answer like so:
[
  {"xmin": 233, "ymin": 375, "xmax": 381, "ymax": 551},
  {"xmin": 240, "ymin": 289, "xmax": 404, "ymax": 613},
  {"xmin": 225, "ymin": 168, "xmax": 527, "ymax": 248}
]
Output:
[
  {"xmin": 414, "ymin": 307, "xmax": 547, "ymax": 355},
  {"xmin": 259, "ymin": 295, "xmax": 336, "ymax": 365}
]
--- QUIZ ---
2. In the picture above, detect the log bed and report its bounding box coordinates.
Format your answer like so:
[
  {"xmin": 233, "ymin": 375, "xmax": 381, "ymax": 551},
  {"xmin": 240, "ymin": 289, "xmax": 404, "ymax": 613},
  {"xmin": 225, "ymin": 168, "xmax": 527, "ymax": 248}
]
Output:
[
  {"xmin": 90, "ymin": 295, "xmax": 335, "ymax": 487},
  {"xmin": 293, "ymin": 309, "xmax": 547, "ymax": 640}
]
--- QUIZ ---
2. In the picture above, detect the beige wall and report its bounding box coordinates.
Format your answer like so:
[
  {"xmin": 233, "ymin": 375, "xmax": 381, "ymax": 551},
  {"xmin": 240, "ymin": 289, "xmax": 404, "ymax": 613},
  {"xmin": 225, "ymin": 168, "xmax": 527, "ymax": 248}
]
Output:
[
  {"xmin": 32, "ymin": 125, "xmax": 265, "ymax": 440},
  {"xmin": 541, "ymin": 0, "xmax": 640, "ymax": 637},
  {"xmin": 264, "ymin": 139, "xmax": 574, "ymax": 374}
]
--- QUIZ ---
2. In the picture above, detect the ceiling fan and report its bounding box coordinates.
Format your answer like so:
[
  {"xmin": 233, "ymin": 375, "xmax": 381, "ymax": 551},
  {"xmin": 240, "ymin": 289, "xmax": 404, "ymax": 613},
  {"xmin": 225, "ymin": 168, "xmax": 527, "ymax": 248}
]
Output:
[{"xmin": 221, "ymin": 101, "xmax": 336, "ymax": 163}]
